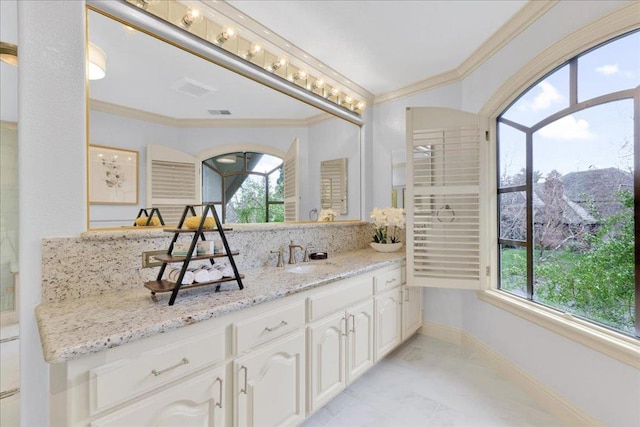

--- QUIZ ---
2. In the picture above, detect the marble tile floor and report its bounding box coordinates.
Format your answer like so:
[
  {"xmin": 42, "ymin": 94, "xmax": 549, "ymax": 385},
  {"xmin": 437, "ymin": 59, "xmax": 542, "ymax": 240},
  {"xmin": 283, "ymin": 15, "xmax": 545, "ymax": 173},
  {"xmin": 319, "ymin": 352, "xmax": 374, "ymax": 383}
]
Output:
[{"xmin": 302, "ymin": 334, "xmax": 563, "ymax": 427}]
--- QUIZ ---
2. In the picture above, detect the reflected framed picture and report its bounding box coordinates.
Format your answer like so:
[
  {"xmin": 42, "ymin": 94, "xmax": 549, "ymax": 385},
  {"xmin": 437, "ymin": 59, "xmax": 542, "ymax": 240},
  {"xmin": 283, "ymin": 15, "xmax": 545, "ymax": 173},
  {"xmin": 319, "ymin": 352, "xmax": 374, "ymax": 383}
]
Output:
[{"xmin": 88, "ymin": 144, "xmax": 138, "ymax": 205}]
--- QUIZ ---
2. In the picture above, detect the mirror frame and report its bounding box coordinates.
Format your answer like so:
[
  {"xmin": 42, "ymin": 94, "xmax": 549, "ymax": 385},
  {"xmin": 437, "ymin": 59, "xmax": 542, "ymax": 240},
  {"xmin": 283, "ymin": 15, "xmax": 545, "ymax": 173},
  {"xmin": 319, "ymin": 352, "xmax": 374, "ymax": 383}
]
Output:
[{"xmin": 86, "ymin": 1, "xmax": 366, "ymax": 231}]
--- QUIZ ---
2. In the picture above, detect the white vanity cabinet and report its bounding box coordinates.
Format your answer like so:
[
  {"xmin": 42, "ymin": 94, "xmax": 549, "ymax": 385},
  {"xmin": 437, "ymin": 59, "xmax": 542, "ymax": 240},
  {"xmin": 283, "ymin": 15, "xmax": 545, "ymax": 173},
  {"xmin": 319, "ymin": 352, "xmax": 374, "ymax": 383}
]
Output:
[
  {"xmin": 401, "ymin": 263, "xmax": 423, "ymax": 340},
  {"xmin": 233, "ymin": 331, "xmax": 306, "ymax": 427},
  {"xmin": 374, "ymin": 268, "xmax": 403, "ymax": 360},
  {"xmin": 47, "ymin": 260, "xmax": 417, "ymax": 427},
  {"xmin": 307, "ymin": 295, "xmax": 374, "ymax": 413},
  {"xmin": 91, "ymin": 366, "xmax": 225, "ymax": 427},
  {"xmin": 402, "ymin": 285, "xmax": 423, "ymax": 340},
  {"xmin": 50, "ymin": 322, "xmax": 228, "ymax": 427}
]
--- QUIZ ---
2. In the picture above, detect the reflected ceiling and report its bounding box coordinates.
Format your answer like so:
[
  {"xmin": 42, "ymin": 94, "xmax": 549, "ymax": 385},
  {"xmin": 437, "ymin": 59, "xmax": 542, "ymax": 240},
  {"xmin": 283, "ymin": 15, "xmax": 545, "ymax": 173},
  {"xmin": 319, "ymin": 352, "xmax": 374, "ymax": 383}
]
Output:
[{"xmin": 88, "ymin": 10, "xmax": 323, "ymax": 120}]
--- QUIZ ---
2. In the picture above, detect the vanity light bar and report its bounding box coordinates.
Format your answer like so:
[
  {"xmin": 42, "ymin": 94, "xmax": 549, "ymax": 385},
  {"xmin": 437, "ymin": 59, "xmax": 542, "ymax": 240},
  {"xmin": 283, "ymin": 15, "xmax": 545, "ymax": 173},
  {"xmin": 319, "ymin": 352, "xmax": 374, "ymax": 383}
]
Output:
[
  {"xmin": 122, "ymin": 0, "xmax": 366, "ymax": 115},
  {"xmin": 88, "ymin": 0, "xmax": 364, "ymax": 126}
]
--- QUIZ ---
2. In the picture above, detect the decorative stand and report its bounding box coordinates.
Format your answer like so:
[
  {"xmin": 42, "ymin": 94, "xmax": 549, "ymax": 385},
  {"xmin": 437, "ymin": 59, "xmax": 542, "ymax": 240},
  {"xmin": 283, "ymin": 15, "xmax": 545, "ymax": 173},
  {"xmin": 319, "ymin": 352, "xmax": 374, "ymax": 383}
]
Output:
[
  {"xmin": 144, "ymin": 203, "xmax": 244, "ymax": 305},
  {"xmin": 133, "ymin": 207, "xmax": 165, "ymax": 226}
]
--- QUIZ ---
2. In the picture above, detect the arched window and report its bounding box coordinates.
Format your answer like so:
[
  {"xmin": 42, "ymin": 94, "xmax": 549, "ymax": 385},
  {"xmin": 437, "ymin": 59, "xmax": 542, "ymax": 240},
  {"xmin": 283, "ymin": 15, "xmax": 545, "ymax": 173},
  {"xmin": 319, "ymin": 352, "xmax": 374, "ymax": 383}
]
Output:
[
  {"xmin": 202, "ymin": 152, "xmax": 284, "ymax": 223},
  {"xmin": 497, "ymin": 30, "xmax": 639, "ymax": 336}
]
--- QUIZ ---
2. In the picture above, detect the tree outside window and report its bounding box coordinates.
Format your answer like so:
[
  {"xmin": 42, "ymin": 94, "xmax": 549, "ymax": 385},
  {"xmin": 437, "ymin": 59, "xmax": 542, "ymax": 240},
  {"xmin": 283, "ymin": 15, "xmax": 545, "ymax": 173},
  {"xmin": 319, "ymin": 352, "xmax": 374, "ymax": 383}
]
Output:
[
  {"xmin": 203, "ymin": 152, "xmax": 284, "ymax": 224},
  {"xmin": 497, "ymin": 30, "xmax": 639, "ymax": 336}
]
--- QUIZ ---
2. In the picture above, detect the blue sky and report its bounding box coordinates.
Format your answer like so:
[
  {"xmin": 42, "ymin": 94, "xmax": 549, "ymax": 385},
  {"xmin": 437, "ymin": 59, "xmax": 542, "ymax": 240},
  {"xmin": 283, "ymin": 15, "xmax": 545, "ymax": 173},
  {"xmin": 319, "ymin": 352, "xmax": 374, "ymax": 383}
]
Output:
[{"xmin": 499, "ymin": 30, "xmax": 638, "ymax": 182}]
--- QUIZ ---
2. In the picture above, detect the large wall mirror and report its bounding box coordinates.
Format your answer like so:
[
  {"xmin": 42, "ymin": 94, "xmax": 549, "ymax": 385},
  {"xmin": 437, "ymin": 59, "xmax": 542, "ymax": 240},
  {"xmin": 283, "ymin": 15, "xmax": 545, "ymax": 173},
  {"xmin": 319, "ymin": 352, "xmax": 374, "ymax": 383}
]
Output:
[{"xmin": 87, "ymin": 4, "xmax": 362, "ymax": 229}]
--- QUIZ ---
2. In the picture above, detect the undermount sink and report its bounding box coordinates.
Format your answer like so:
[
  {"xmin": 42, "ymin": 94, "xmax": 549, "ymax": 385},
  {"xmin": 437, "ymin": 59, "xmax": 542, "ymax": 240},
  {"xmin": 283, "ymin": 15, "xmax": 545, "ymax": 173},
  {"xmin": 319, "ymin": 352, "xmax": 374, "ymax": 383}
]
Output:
[{"xmin": 285, "ymin": 263, "xmax": 337, "ymax": 274}]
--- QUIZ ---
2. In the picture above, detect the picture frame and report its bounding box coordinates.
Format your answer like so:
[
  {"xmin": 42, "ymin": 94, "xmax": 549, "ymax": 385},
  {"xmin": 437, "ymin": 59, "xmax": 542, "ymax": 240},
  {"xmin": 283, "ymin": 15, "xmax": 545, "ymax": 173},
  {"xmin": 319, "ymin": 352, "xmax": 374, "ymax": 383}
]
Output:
[{"xmin": 88, "ymin": 144, "xmax": 139, "ymax": 205}]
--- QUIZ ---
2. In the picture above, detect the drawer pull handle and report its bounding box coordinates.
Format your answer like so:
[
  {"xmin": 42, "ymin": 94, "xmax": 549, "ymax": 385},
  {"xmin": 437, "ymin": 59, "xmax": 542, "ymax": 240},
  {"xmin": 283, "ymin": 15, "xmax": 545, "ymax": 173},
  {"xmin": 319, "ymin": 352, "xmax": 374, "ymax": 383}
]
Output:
[
  {"xmin": 240, "ymin": 366, "xmax": 248, "ymax": 394},
  {"xmin": 341, "ymin": 316, "xmax": 347, "ymax": 337},
  {"xmin": 215, "ymin": 377, "xmax": 223, "ymax": 408},
  {"xmin": 349, "ymin": 314, "xmax": 356, "ymax": 334},
  {"xmin": 151, "ymin": 358, "xmax": 189, "ymax": 377},
  {"xmin": 385, "ymin": 278, "xmax": 397, "ymax": 285},
  {"xmin": 264, "ymin": 320, "xmax": 288, "ymax": 332}
]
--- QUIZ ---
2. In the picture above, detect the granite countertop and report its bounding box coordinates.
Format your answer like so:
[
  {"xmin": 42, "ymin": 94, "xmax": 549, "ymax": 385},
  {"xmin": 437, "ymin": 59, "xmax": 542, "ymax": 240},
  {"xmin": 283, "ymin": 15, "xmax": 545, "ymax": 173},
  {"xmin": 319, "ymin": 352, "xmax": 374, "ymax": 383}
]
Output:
[{"xmin": 36, "ymin": 248, "xmax": 405, "ymax": 364}]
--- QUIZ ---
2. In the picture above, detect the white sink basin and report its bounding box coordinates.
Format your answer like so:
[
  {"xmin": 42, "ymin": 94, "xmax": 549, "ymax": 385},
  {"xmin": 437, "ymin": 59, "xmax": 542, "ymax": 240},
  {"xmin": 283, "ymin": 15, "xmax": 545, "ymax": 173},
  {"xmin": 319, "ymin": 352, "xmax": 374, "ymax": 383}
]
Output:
[{"xmin": 285, "ymin": 263, "xmax": 337, "ymax": 274}]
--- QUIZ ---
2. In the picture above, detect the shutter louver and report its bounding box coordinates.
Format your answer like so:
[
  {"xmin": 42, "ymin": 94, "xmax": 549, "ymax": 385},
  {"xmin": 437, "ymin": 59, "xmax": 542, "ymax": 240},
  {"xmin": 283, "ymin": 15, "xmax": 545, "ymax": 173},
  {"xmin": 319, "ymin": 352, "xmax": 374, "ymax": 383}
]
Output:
[
  {"xmin": 147, "ymin": 145, "xmax": 201, "ymax": 225},
  {"xmin": 284, "ymin": 138, "xmax": 299, "ymax": 221},
  {"xmin": 320, "ymin": 158, "xmax": 347, "ymax": 214},
  {"xmin": 407, "ymin": 108, "xmax": 486, "ymax": 290}
]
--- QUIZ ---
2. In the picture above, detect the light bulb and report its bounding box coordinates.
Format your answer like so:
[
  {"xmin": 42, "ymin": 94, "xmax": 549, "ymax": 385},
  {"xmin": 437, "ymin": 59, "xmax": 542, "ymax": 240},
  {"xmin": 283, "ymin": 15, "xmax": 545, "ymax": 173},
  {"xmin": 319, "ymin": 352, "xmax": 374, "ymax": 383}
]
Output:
[
  {"xmin": 180, "ymin": 8, "xmax": 203, "ymax": 29},
  {"xmin": 215, "ymin": 26, "xmax": 236, "ymax": 45},
  {"xmin": 243, "ymin": 42, "xmax": 262, "ymax": 59},
  {"xmin": 267, "ymin": 57, "xmax": 287, "ymax": 72}
]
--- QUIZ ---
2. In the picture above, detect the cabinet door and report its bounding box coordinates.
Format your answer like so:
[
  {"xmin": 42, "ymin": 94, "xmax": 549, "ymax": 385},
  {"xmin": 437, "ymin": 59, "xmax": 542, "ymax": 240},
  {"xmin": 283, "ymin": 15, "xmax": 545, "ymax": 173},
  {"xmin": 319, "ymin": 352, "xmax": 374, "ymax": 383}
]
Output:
[
  {"xmin": 402, "ymin": 286, "xmax": 423, "ymax": 341},
  {"xmin": 375, "ymin": 289, "xmax": 402, "ymax": 360},
  {"xmin": 346, "ymin": 299, "xmax": 374, "ymax": 383},
  {"xmin": 307, "ymin": 311, "xmax": 347, "ymax": 414},
  {"xmin": 91, "ymin": 366, "xmax": 225, "ymax": 427},
  {"xmin": 234, "ymin": 331, "xmax": 306, "ymax": 427}
]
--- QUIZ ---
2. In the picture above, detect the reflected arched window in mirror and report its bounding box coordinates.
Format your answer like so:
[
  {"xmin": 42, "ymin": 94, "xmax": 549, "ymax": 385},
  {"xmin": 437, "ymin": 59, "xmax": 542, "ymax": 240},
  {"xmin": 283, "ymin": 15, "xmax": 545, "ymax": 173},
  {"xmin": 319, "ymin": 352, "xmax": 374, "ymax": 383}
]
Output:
[{"xmin": 203, "ymin": 152, "xmax": 284, "ymax": 223}]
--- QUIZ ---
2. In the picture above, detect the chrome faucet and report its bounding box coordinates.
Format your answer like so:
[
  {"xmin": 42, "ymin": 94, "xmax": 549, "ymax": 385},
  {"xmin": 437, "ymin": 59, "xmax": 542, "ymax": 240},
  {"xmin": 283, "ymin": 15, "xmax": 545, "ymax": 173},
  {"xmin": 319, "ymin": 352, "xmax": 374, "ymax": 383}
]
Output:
[
  {"xmin": 270, "ymin": 248, "xmax": 284, "ymax": 267},
  {"xmin": 288, "ymin": 241, "xmax": 304, "ymax": 264}
]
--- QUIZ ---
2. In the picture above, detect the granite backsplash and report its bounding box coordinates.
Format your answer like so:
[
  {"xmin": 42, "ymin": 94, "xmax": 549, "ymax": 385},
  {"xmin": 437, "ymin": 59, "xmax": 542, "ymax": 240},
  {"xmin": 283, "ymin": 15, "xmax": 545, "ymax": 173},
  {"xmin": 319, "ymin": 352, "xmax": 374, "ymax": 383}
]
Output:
[{"xmin": 41, "ymin": 221, "xmax": 375, "ymax": 303}]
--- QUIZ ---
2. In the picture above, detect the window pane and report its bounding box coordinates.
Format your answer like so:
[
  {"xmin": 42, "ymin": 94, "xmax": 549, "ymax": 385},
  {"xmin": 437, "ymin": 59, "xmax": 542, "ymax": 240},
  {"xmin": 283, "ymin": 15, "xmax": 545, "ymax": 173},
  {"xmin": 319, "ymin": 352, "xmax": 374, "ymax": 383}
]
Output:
[
  {"xmin": 578, "ymin": 31, "xmax": 640, "ymax": 102},
  {"xmin": 499, "ymin": 192, "xmax": 526, "ymax": 241},
  {"xmin": 203, "ymin": 166, "xmax": 222, "ymax": 203},
  {"xmin": 268, "ymin": 168, "xmax": 283, "ymax": 202},
  {"xmin": 251, "ymin": 153, "xmax": 283, "ymax": 174},
  {"xmin": 501, "ymin": 65, "xmax": 569, "ymax": 128},
  {"xmin": 226, "ymin": 174, "xmax": 267, "ymax": 223},
  {"xmin": 532, "ymin": 100, "xmax": 635, "ymax": 334},
  {"xmin": 498, "ymin": 123, "xmax": 526, "ymax": 187},
  {"xmin": 499, "ymin": 244, "xmax": 527, "ymax": 298},
  {"xmin": 268, "ymin": 204, "xmax": 284, "ymax": 222}
]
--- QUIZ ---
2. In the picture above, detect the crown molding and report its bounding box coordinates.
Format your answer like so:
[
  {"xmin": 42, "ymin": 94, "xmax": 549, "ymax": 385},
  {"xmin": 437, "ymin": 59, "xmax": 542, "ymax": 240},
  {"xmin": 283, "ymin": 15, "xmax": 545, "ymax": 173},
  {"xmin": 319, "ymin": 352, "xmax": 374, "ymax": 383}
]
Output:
[
  {"xmin": 373, "ymin": 0, "xmax": 559, "ymax": 106},
  {"xmin": 89, "ymin": 99, "xmax": 332, "ymax": 128},
  {"xmin": 480, "ymin": 1, "xmax": 640, "ymax": 117}
]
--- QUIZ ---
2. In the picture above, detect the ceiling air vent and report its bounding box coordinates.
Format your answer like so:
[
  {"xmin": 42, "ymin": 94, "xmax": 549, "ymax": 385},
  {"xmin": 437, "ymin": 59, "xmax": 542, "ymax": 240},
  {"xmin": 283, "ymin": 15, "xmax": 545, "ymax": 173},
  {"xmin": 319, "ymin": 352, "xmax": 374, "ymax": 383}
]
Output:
[
  {"xmin": 208, "ymin": 109, "xmax": 232, "ymax": 115},
  {"xmin": 170, "ymin": 77, "xmax": 216, "ymax": 98}
]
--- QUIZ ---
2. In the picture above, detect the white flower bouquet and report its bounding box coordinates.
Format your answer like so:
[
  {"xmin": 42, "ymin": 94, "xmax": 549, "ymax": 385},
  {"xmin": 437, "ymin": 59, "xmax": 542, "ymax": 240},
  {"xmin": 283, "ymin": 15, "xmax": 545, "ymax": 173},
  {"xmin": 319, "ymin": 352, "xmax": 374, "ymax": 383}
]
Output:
[
  {"xmin": 370, "ymin": 207, "xmax": 405, "ymax": 243},
  {"xmin": 319, "ymin": 208, "xmax": 339, "ymax": 221}
]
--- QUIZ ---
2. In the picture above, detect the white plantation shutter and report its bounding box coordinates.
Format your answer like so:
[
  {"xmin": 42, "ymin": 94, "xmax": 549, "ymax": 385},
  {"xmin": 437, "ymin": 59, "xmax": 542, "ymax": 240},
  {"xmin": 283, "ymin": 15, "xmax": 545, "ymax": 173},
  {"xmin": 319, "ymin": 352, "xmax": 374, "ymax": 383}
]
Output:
[
  {"xmin": 147, "ymin": 145, "xmax": 201, "ymax": 225},
  {"xmin": 406, "ymin": 107, "xmax": 487, "ymax": 289},
  {"xmin": 284, "ymin": 138, "xmax": 299, "ymax": 221},
  {"xmin": 320, "ymin": 158, "xmax": 348, "ymax": 214}
]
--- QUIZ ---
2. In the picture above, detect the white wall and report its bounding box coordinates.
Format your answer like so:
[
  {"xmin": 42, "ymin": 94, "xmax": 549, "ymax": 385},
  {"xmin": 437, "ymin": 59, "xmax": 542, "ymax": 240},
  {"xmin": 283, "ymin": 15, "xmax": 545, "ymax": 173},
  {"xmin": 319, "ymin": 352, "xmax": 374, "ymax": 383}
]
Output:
[
  {"xmin": 372, "ymin": 82, "xmax": 462, "ymax": 209},
  {"xmin": 18, "ymin": 2, "xmax": 87, "ymax": 426},
  {"xmin": 306, "ymin": 117, "xmax": 362, "ymax": 220},
  {"xmin": 369, "ymin": 1, "xmax": 638, "ymax": 425}
]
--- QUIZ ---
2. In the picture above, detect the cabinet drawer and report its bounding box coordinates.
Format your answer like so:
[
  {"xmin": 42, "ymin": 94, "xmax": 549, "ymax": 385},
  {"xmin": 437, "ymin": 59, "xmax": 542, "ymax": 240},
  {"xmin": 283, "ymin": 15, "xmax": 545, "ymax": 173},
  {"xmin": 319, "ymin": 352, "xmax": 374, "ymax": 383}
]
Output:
[
  {"xmin": 233, "ymin": 301, "xmax": 305, "ymax": 354},
  {"xmin": 307, "ymin": 277, "xmax": 373, "ymax": 322},
  {"xmin": 374, "ymin": 268, "xmax": 402, "ymax": 293},
  {"xmin": 91, "ymin": 367, "xmax": 225, "ymax": 427},
  {"xmin": 90, "ymin": 328, "xmax": 224, "ymax": 415}
]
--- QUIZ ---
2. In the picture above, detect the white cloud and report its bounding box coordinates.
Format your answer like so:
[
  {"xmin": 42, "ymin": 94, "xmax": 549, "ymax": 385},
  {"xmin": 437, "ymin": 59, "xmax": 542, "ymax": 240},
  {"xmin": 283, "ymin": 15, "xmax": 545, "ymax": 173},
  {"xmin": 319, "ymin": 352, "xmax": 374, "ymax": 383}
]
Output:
[
  {"xmin": 516, "ymin": 80, "xmax": 563, "ymax": 111},
  {"xmin": 530, "ymin": 81, "xmax": 562, "ymax": 111},
  {"xmin": 538, "ymin": 115, "xmax": 594, "ymax": 140},
  {"xmin": 595, "ymin": 64, "xmax": 619, "ymax": 75}
]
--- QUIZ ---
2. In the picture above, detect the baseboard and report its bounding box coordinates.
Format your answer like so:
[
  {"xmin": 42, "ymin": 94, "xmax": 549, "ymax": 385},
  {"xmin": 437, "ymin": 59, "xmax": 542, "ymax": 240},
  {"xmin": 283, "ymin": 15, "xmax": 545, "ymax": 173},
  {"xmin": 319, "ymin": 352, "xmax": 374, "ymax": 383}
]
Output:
[{"xmin": 420, "ymin": 321, "xmax": 602, "ymax": 426}]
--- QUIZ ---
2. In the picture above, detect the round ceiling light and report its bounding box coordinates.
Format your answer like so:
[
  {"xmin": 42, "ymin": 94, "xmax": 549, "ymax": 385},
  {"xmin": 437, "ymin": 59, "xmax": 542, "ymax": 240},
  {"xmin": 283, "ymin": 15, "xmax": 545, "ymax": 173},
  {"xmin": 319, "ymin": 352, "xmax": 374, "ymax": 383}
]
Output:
[
  {"xmin": 216, "ymin": 155, "xmax": 237, "ymax": 164},
  {"xmin": 88, "ymin": 42, "xmax": 107, "ymax": 80}
]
